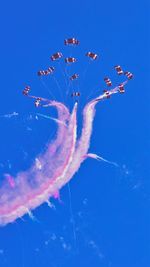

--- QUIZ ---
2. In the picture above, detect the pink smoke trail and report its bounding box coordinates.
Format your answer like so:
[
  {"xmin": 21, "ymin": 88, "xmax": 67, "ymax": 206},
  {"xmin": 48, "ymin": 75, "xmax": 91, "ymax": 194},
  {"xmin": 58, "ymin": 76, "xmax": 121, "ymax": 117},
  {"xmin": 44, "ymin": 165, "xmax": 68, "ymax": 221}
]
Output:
[{"xmin": 0, "ymin": 82, "xmax": 127, "ymax": 226}]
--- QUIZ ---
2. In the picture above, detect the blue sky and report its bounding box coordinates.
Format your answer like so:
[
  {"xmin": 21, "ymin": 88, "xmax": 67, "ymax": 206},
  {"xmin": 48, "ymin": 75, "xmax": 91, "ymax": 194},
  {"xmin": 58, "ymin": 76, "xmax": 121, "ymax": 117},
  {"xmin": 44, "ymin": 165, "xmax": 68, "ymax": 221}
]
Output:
[{"xmin": 0, "ymin": 0, "xmax": 149, "ymax": 267}]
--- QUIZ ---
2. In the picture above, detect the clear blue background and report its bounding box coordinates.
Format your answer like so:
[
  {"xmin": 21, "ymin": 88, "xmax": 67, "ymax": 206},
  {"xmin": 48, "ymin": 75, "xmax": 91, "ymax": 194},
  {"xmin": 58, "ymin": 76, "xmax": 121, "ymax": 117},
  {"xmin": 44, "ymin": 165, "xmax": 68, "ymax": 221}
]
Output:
[{"xmin": 0, "ymin": 0, "xmax": 149, "ymax": 267}]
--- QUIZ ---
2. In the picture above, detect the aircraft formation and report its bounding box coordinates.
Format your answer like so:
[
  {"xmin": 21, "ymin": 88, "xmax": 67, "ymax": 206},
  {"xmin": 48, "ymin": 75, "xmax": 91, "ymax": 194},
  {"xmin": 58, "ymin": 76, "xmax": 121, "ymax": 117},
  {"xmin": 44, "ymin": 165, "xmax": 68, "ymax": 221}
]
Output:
[{"xmin": 22, "ymin": 38, "xmax": 133, "ymax": 107}]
